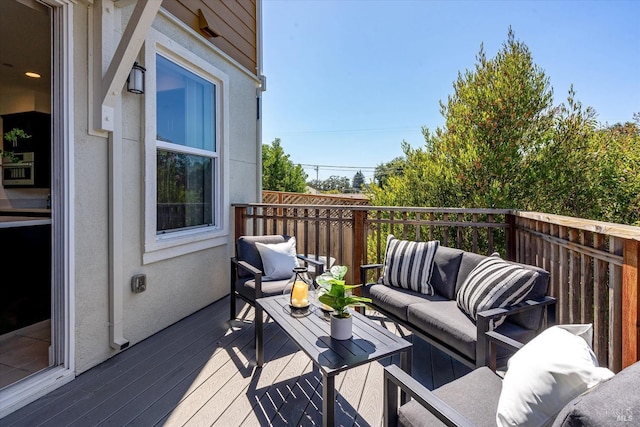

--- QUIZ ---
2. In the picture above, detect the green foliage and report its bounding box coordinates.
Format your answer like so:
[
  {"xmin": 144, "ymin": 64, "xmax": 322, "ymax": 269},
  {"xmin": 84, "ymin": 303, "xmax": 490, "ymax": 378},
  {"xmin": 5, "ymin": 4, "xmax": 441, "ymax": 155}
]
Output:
[
  {"xmin": 370, "ymin": 28, "xmax": 639, "ymax": 226},
  {"xmin": 262, "ymin": 138, "xmax": 308, "ymax": 192},
  {"xmin": 317, "ymin": 265, "xmax": 371, "ymax": 318}
]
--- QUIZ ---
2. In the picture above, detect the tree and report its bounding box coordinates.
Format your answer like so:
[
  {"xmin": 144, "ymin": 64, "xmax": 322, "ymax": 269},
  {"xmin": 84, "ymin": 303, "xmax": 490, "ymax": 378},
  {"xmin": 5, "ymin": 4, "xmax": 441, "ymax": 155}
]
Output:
[
  {"xmin": 352, "ymin": 170, "xmax": 365, "ymax": 192},
  {"xmin": 316, "ymin": 175, "xmax": 352, "ymax": 193},
  {"xmin": 374, "ymin": 156, "xmax": 406, "ymax": 188},
  {"xmin": 371, "ymin": 28, "xmax": 555, "ymax": 210},
  {"xmin": 262, "ymin": 138, "xmax": 307, "ymax": 192},
  {"xmin": 369, "ymin": 27, "xmax": 639, "ymax": 225}
]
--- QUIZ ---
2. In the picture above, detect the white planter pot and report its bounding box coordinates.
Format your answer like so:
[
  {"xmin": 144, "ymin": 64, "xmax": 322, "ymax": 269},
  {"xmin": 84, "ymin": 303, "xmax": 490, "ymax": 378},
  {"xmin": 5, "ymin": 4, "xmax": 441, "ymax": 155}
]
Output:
[{"xmin": 330, "ymin": 313, "xmax": 352, "ymax": 340}]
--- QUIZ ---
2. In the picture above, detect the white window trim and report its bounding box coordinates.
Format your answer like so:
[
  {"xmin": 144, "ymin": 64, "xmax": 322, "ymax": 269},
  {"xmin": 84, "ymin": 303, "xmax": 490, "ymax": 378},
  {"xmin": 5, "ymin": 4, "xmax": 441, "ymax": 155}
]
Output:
[{"xmin": 143, "ymin": 28, "xmax": 230, "ymax": 265}]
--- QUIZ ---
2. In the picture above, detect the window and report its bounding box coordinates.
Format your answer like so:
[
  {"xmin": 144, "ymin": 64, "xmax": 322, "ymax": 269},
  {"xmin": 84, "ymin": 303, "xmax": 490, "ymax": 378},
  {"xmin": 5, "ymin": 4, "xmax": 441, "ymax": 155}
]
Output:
[
  {"xmin": 143, "ymin": 29, "xmax": 229, "ymax": 264},
  {"xmin": 156, "ymin": 54, "xmax": 217, "ymax": 233}
]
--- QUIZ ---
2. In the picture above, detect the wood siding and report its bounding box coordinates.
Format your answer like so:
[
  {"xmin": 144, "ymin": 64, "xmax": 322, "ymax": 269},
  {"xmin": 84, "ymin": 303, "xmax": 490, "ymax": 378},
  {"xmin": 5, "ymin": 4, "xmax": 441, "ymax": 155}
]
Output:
[{"xmin": 162, "ymin": 0, "xmax": 258, "ymax": 73}]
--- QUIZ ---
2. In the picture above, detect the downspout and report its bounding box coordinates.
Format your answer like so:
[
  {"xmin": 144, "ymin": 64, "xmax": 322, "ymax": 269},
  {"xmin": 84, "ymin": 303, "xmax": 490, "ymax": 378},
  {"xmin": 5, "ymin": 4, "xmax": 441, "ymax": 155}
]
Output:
[
  {"xmin": 256, "ymin": 0, "xmax": 265, "ymax": 203},
  {"xmin": 108, "ymin": 94, "xmax": 128, "ymax": 350},
  {"xmin": 94, "ymin": 0, "xmax": 159, "ymax": 351}
]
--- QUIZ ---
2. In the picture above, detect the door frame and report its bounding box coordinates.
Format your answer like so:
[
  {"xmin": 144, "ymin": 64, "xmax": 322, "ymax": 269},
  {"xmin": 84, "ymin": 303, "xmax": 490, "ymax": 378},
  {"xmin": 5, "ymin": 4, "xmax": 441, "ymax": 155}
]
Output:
[{"xmin": 0, "ymin": 0, "xmax": 75, "ymax": 417}]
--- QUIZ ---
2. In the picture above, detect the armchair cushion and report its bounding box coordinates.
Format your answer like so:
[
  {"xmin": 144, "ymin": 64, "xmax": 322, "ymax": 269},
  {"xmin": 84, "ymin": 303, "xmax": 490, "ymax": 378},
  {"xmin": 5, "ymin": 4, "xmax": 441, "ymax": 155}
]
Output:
[
  {"xmin": 398, "ymin": 366, "xmax": 503, "ymax": 427},
  {"xmin": 457, "ymin": 254, "xmax": 538, "ymax": 328},
  {"xmin": 236, "ymin": 235, "xmax": 291, "ymax": 279},
  {"xmin": 496, "ymin": 324, "xmax": 615, "ymax": 427},
  {"xmin": 381, "ymin": 235, "xmax": 439, "ymax": 295},
  {"xmin": 255, "ymin": 237, "xmax": 298, "ymax": 281}
]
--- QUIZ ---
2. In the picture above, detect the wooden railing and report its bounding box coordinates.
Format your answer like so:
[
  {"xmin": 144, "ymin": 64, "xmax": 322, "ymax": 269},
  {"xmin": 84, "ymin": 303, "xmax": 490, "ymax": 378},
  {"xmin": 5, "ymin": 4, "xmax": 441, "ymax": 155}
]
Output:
[{"xmin": 233, "ymin": 203, "xmax": 640, "ymax": 372}]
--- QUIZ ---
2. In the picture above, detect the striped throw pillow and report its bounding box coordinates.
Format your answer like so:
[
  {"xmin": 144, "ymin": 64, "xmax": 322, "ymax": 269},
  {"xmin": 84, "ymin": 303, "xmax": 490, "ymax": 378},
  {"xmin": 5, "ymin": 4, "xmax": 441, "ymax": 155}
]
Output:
[
  {"xmin": 457, "ymin": 254, "xmax": 538, "ymax": 328},
  {"xmin": 381, "ymin": 235, "xmax": 439, "ymax": 295}
]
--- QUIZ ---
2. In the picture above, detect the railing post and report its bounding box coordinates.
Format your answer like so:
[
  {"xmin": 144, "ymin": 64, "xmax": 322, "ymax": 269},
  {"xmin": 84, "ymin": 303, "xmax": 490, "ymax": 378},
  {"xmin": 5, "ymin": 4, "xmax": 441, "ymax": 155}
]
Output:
[
  {"xmin": 622, "ymin": 239, "xmax": 640, "ymax": 368},
  {"xmin": 610, "ymin": 237, "xmax": 623, "ymax": 373},
  {"xmin": 506, "ymin": 213, "xmax": 516, "ymax": 261},
  {"xmin": 353, "ymin": 209, "xmax": 367, "ymax": 286},
  {"xmin": 234, "ymin": 205, "xmax": 246, "ymax": 241}
]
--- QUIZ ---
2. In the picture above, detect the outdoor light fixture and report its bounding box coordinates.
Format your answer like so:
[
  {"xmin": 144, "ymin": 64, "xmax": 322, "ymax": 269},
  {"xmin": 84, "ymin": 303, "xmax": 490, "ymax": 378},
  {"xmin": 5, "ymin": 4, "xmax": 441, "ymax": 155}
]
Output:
[{"xmin": 127, "ymin": 62, "xmax": 146, "ymax": 94}]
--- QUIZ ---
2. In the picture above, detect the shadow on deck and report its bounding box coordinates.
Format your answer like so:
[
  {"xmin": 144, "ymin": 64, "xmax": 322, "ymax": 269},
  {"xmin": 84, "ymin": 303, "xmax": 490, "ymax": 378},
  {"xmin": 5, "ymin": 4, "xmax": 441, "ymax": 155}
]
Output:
[{"xmin": 3, "ymin": 297, "xmax": 470, "ymax": 426}]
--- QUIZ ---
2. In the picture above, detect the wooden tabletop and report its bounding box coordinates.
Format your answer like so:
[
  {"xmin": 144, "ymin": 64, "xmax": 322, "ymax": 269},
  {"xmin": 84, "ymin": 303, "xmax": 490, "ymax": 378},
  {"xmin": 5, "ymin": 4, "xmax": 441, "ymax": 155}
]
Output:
[{"xmin": 257, "ymin": 295, "xmax": 412, "ymax": 377}]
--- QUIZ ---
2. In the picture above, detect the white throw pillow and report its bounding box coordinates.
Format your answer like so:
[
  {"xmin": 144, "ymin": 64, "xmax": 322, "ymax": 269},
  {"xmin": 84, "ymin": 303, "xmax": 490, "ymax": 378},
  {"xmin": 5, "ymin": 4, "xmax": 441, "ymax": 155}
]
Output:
[
  {"xmin": 496, "ymin": 324, "xmax": 615, "ymax": 427},
  {"xmin": 255, "ymin": 238, "xmax": 298, "ymax": 281}
]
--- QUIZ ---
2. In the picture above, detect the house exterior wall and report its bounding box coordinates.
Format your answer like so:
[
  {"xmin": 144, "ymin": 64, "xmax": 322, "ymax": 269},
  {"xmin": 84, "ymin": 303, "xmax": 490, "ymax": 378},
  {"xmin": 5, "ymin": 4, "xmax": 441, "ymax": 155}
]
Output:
[{"xmin": 72, "ymin": 2, "xmax": 261, "ymax": 374}]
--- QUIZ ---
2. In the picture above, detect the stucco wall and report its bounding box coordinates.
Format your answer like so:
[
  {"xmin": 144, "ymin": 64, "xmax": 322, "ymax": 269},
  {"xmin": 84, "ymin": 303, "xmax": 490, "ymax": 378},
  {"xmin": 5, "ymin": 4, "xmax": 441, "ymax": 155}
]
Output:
[{"xmin": 72, "ymin": 4, "xmax": 260, "ymax": 374}]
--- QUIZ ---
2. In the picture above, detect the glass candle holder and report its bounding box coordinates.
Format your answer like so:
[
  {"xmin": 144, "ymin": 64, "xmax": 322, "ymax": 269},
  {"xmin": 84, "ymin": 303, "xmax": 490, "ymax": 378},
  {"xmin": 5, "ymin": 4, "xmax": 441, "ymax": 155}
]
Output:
[{"xmin": 288, "ymin": 267, "xmax": 311, "ymax": 309}]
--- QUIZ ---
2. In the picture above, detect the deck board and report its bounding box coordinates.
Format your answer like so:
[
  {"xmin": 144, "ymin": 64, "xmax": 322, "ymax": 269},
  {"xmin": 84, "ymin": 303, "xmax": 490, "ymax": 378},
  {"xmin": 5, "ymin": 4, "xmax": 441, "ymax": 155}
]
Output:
[{"xmin": 3, "ymin": 297, "xmax": 471, "ymax": 426}]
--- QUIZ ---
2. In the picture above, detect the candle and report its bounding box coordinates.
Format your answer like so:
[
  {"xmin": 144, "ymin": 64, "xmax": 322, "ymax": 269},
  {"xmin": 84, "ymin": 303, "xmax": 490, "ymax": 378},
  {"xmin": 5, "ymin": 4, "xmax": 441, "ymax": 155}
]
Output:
[{"xmin": 291, "ymin": 281, "xmax": 309, "ymax": 307}]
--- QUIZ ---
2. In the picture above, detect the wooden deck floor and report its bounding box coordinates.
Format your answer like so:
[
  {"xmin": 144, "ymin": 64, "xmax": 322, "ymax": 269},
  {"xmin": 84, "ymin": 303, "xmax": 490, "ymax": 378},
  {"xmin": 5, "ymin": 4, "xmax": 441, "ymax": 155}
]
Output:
[{"xmin": 3, "ymin": 297, "xmax": 470, "ymax": 426}]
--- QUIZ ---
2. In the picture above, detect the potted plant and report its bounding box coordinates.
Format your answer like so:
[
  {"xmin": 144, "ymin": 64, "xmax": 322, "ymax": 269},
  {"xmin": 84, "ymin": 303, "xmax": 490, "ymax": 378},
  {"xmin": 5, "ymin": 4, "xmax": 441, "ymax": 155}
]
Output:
[
  {"xmin": 317, "ymin": 265, "xmax": 372, "ymax": 340},
  {"xmin": 1, "ymin": 128, "xmax": 30, "ymax": 163}
]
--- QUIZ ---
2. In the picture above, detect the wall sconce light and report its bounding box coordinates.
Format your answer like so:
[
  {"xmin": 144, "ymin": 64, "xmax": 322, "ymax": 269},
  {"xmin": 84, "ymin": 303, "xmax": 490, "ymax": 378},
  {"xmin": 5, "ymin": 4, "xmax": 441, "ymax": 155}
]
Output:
[{"xmin": 127, "ymin": 62, "xmax": 146, "ymax": 94}]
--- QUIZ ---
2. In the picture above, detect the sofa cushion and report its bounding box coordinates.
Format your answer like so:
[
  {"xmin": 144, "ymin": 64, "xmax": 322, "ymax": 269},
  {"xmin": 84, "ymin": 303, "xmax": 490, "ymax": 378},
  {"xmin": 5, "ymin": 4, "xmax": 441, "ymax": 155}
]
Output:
[
  {"xmin": 457, "ymin": 254, "xmax": 538, "ymax": 328},
  {"xmin": 381, "ymin": 235, "xmax": 439, "ymax": 295},
  {"xmin": 497, "ymin": 324, "xmax": 615, "ymax": 427},
  {"xmin": 255, "ymin": 237, "xmax": 298, "ymax": 280},
  {"xmin": 364, "ymin": 283, "xmax": 447, "ymax": 322},
  {"xmin": 407, "ymin": 300, "xmax": 477, "ymax": 360},
  {"xmin": 552, "ymin": 361, "xmax": 640, "ymax": 427},
  {"xmin": 430, "ymin": 246, "xmax": 464, "ymax": 300},
  {"xmin": 398, "ymin": 366, "xmax": 503, "ymax": 427}
]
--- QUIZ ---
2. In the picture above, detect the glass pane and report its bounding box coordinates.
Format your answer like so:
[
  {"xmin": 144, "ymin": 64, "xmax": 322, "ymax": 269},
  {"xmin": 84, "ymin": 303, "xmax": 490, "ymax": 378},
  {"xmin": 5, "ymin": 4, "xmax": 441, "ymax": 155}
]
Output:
[
  {"xmin": 157, "ymin": 150, "xmax": 213, "ymax": 232},
  {"xmin": 156, "ymin": 55, "xmax": 215, "ymax": 151}
]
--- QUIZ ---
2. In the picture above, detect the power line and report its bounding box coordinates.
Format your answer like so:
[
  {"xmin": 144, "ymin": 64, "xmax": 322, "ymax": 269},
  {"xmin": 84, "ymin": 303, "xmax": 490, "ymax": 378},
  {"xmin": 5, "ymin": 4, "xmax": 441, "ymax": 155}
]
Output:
[{"xmin": 298, "ymin": 163, "xmax": 376, "ymax": 171}]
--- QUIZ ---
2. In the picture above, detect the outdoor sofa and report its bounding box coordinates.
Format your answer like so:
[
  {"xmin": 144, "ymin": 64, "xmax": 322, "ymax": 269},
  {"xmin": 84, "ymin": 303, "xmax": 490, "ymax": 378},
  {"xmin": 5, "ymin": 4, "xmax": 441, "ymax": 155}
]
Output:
[{"xmin": 361, "ymin": 236, "xmax": 556, "ymax": 368}]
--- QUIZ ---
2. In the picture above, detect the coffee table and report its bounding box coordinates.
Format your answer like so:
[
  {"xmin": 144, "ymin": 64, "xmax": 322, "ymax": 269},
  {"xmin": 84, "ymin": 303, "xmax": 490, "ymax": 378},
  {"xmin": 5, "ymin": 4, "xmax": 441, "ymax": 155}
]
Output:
[{"xmin": 256, "ymin": 295, "xmax": 412, "ymax": 427}]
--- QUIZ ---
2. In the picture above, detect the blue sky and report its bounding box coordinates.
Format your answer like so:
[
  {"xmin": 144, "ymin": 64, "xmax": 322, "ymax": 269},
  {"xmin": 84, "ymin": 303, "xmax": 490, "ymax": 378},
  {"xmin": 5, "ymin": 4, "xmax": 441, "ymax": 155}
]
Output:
[{"xmin": 261, "ymin": 0, "xmax": 640, "ymax": 182}]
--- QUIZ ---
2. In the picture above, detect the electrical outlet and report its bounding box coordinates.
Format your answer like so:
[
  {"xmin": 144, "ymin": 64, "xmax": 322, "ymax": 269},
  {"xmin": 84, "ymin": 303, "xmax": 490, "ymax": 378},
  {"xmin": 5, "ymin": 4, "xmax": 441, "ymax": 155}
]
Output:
[{"xmin": 131, "ymin": 274, "xmax": 146, "ymax": 293}]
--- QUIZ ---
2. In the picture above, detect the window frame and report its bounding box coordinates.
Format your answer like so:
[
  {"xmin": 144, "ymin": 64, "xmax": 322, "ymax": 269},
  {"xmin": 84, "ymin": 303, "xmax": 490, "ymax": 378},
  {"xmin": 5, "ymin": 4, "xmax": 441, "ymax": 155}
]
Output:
[{"xmin": 143, "ymin": 29, "xmax": 229, "ymax": 264}]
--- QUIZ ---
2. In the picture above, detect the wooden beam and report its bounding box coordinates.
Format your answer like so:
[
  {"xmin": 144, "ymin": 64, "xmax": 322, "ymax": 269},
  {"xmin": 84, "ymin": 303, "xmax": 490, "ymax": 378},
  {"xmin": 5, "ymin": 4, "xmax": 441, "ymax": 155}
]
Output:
[
  {"xmin": 99, "ymin": 0, "xmax": 161, "ymax": 131},
  {"xmin": 622, "ymin": 239, "xmax": 640, "ymax": 368}
]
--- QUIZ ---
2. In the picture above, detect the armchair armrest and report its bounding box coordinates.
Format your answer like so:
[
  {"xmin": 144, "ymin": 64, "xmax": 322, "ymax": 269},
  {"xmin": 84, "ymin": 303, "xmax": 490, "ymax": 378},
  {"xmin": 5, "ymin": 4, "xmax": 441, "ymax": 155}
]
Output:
[
  {"xmin": 230, "ymin": 257, "xmax": 264, "ymax": 297},
  {"xmin": 360, "ymin": 263, "xmax": 384, "ymax": 287},
  {"xmin": 476, "ymin": 296, "xmax": 556, "ymax": 368},
  {"xmin": 384, "ymin": 365, "xmax": 474, "ymax": 427},
  {"xmin": 296, "ymin": 254, "xmax": 325, "ymax": 278}
]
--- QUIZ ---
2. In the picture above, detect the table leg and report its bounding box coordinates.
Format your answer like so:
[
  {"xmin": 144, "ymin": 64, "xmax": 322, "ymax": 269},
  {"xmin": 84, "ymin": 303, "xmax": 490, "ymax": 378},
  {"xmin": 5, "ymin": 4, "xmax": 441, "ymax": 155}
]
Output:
[
  {"xmin": 400, "ymin": 348, "xmax": 412, "ymax": 404},
  {"xmin": 322, "ymin": 374, "xmax": 335, "ymax": 427},
  {"xmin": 256, "ymin": 305, "xmax": 264, "ymax": 367}
]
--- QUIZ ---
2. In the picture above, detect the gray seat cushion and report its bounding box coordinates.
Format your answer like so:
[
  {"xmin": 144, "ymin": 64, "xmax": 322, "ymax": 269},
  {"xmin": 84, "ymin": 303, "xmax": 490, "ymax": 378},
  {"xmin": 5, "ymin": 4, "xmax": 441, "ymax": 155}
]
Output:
[
  {"xmin": 407, "ymin": 300, "xmax": 535, "ymax": 361},
  {"xmin": 363, "ymin": 284, "xmax": 448, "ymax": 322},
  {"xmin": 552, "ymin": 361, "xmax": 640, "ymax": 427},
  {"xmin": 235, "ymin": 277, "xmax": 292, "ymax": 301},
  {"xmin": 407, "ymin": 300, "xmax": 477, "ymax": 360},
  {"xmin": 398, "ymin": 366, "xmax": 503, "ymax": 427}
]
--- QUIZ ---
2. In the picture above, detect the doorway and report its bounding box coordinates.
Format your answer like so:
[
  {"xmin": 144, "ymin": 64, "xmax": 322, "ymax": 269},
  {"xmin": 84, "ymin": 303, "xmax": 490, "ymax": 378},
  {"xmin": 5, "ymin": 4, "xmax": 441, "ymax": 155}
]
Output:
[{"xmin": 0, "ymin": 0, "xmax": 54, "ymax": 389}]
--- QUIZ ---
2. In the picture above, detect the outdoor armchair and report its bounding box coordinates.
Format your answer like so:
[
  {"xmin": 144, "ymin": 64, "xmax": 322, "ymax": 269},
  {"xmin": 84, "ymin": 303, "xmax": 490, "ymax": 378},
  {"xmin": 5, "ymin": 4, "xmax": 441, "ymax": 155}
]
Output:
[
  {"xmin": 384, "ymin": 325, "xmax": 638, "ymax": 427},
  {"xmin": 229, "ymin": 234, "xmax": 326, "ymax": 320}
]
